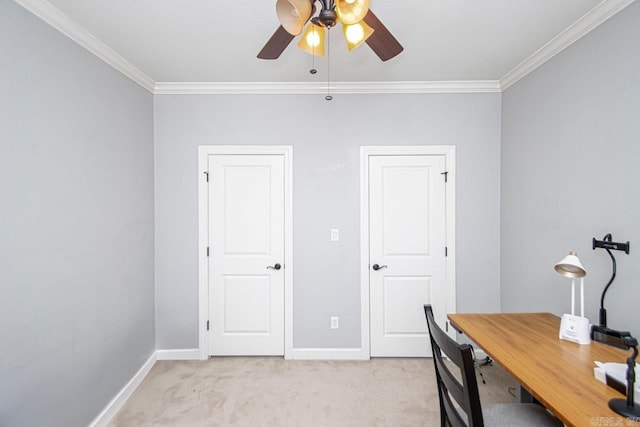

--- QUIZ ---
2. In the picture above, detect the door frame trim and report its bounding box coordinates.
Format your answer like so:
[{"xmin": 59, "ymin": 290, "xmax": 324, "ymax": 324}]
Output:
[
  {"xmin": 197, "ymin": 145, "xmax": 294, "ymax": 360},
  {"xmin": 360, "ymin": 146, "xmax": 457, "ymax": 357}
]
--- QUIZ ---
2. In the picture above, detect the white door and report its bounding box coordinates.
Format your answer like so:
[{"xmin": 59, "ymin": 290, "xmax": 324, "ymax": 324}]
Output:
[
  {"xmin": 207, "ymin": 154, "xmax": 285, "ymax": 356},
  {"xmin": 369, "ymin": 155, "xmax": 447, "ymax": 357}
]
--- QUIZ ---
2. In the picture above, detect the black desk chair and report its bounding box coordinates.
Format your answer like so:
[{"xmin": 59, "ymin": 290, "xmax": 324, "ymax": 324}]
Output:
[{"xmin": 423, "ymin": 305, "xmax": 562, "ymax": 427}]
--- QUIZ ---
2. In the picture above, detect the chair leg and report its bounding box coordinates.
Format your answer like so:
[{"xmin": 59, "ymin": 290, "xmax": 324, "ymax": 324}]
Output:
[{"xmin": 440, "ymin": 400, "xmax": 448, "ymax": 426}]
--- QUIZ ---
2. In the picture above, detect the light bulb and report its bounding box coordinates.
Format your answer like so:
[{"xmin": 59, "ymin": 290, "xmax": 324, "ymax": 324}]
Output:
[{"xmin": 306, "ymin": 30, "xmax": 320, "ymax": 47}]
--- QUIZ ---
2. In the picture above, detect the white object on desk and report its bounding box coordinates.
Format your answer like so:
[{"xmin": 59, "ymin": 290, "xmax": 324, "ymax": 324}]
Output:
[
  {"xmin": 594, "ymin": 361, "xmax": 640, "ymax": 405},
  {"xmin": 559, "ymin": 313, "xmax": 591, "ymax": 345}
]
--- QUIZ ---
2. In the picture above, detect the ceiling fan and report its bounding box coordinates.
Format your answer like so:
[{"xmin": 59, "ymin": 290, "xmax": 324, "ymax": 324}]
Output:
[{"xmin": 257, "ymin": 0, "xmax": 403, "ymax": 61}]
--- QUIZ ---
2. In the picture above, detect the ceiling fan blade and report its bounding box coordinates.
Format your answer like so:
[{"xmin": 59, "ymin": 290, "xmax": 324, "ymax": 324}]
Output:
[
  {"xmin": 362, "ymin": 9, "xmax": 404, "ymax": 62},
  {"xmin": 257, "ymin": 25, "xmax": 295, "ymax": 60}
]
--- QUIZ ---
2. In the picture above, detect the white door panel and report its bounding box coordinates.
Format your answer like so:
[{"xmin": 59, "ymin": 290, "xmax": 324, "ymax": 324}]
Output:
[
  {"xmin": 383, "ymin": 276, "xmax": 431, "ymax": 335},
  {"xmin": 369, "ymin": 155, "xmax": 447, "ymax": 357},
  {"xmin": 382, "ymin": 167, "xmax": 432, "ymax": 256},
  {"xmin": 208, "ymin": 154, "xmax": 285, "ymax": 356},
  {"xmin": 222, "ymin": 275, "xmax": 271, "ymax": 334}
]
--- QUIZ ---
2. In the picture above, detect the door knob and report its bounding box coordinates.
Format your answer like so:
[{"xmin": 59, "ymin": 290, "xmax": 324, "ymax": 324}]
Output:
[
  {"xmin": 372, "ymin": 264, "xmax": 388, "ymax": 271},
  {"xmin": 267, "ymin": 263, "xmax": 282, "ymax": 270}
]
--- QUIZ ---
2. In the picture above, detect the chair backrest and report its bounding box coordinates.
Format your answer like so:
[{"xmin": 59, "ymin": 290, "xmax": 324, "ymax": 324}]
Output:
[{"xmin": 424, "ymin": 305, "xmax": 484, "ymax": 427}]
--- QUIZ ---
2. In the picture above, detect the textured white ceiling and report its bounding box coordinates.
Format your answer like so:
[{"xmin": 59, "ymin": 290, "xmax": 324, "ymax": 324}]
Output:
[{"xmin": 42, "ymin": 0, "xmax": 608, "ymax": 83}]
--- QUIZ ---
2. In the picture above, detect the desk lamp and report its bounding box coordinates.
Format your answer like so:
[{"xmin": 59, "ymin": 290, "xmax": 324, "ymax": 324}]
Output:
[
  {"xmin": 608, "ymin": 335, "xmax": 640, "ymax": 419},
  {"xmin": 591, "ymin": 234, "xmax": 631, "ymax": 348},
  {"xmin": 554, "ymin": 251, "xmax": 590, "ymax": 345}
]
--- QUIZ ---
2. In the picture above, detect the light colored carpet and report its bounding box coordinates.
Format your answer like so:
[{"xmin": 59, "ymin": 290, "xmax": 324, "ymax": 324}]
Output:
[{"xmin": 108, "ymin": 357, "xmax": 517, "ymax": 427}]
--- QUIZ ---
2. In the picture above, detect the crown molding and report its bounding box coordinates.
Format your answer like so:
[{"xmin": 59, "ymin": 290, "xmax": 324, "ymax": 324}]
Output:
[
  {"xmin": 154, "ymin": 80, "xmax": 501, "ymax": 95},
  {"xmin": 500, "ymin": 0, "xmax": 636, "ymax": 91},
  {"xmin": 17, "ymin": 0, "xmax": 634, "ymax": 96},
  {"xmin": 14, "ymin": 0, "xmax": 155, "ymax": 93}
]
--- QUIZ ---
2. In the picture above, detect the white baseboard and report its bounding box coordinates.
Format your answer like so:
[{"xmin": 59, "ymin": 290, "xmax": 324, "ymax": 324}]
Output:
[
  {"xmin": 156, "ymin": 348, "xmax": 200, "ymax": 360},
  {"xmin": 293, "ymin": 348, "xmax": 369, "ymax": 360},
  {"xmin": 157, "ymin": 347, "xmax": 367, "ymax": 361},
  {"xmin": 88, "ymin": 352, "xmax": 157, "ymax": 427}
]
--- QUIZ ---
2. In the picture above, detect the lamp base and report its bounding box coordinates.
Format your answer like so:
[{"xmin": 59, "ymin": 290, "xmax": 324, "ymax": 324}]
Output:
[
  {"xmin": 609, "ymin": 398, "xmax": 640, "ymax": 419},
  {"xmin": 559, "ymin": 314, "xmax": 591, "ymax": 345}
]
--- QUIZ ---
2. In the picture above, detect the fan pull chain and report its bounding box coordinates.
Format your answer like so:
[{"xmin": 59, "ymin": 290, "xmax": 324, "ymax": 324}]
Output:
[
  {"xmin": 325, "ymin": 28, "xmax": 332, "ymax": 101},
  {"xmin": 310, "ymin": 34, "xmax": 317, "ymax": 75},
  {"xmin": 310, "ymin": 58, "xmax": 317, "ymax": 74}
]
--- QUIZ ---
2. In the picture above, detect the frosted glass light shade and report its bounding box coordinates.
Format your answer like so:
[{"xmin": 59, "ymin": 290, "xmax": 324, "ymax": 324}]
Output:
[
  {"xmin": 342, "ymin": 20, "xmax": 374, "ymax": 51},
  {"xmin": 276, "ymin": 0, "xmax": 313, "ymax": 36},
  {"xmin": 297, "ymin": 23, "xmax": 325, "ymax": 56},
  {"xmin": 336, "ymin": 0, "xmax": 370, "ymax": 25}
]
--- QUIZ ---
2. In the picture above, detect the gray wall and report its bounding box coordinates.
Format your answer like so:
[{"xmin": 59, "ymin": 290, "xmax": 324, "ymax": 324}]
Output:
[
  {"xmin": 154, "ymin": 92, "xmax": 502, "ymax": 350},
  {"xmin": 501, "ymin": 2, "xmax": 639, "ymax": 337},
  {"xmin": 0, "ymin": 2, "xmax": 155, "ymax": 426}
]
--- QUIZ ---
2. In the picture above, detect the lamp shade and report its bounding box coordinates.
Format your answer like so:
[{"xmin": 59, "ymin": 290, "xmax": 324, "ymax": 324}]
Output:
[
  {"xmin": 336, "ymin": 0, "xmax": 370, "ymax": 25},
  {"xmin": 276, "ymin": 0, "xmax": 312, "ymax": 36},
  {"xmin": 554, "ymin": 251, "xmax": 586, "ymax": 278},
  {"xmin": 297, "ymin": 23, "xmax": 325, "ymax": 56},
  {"xmin": 342, "ymin": 20, "xmax": 374, "ymax": 51}
]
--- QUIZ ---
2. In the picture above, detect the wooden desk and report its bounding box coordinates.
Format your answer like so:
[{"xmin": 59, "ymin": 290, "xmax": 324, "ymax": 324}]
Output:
[{"xmin": 448, "ymin": 312, "xmax": 631, "ymax": 427}]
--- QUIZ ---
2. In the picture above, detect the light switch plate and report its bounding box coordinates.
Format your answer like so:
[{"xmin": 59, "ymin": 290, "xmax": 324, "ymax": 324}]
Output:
[{"xmin": 331, "ymin": 229, "xmax": 339, "ymax": 241}]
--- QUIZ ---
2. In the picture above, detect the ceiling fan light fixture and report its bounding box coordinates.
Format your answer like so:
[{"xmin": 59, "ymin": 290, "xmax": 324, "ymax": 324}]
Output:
[
  {"xmin": 297, "ymin": 22, "xmax": 325, "ymax": 56},
  {"xmin": 258, "ymin": 0, "xmax": 403, "ymax": 61},
  {"xmin": 343, "ymin": 20, "xmax": 374, "ymax": 51},
  {"xmin": 336, "ymin": 0, "xmax": 370, "ymax": 25}
]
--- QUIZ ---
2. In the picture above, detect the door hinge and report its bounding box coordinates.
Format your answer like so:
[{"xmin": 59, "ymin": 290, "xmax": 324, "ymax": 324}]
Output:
[
  {"xmin": 207, "ymin": 320, "xmax": 210, "ymax": 331},
  {"xmin": 445, "ymin": 246, "xmax": 448, "ymax": 257},
  {"xmin": 206, "ymin": 247, "xmax": 209, "ymax": 257},
  {"xmin": 204, "ymin": 171, "xmax": 209, "ymax": 182},
  {"xmin": 441, "ymin": 171, "xmax": 448, "ymax": 183}
]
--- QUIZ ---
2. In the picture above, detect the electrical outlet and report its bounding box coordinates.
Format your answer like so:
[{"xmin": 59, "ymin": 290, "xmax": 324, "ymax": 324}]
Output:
[{"xmin": 330, "ymin": 316, "xmax": 339, "ymax": 329}]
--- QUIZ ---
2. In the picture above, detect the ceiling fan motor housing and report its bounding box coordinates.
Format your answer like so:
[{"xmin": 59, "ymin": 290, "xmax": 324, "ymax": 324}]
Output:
[{"xmin": 317, "ymin": 3, "xmax": 338, "ymax": 28}]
